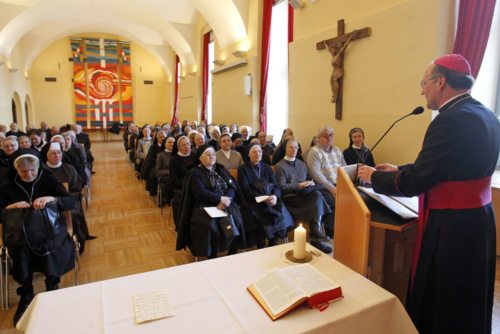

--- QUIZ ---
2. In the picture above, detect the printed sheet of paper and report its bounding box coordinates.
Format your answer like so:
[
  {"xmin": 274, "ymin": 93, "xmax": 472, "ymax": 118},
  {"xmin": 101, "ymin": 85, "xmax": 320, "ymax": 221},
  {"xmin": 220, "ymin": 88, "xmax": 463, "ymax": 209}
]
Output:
[
  {"xmin": 204, "ymin": 207, "xmax": 228, "ymax": 218},
  {"xmin": 389, "ymin": 196, "xmax": 418, "ymax": 214},
  {"xmin": 133, "ymin": 289, "xmax": 175, "ymax": 324},
  {"xmin": 358, "ymin": 186, "xmax": 418, "ymax": 219},
  {"xmin": 255, "ymin": 195, "xmax": 270, "ymax": 203}
]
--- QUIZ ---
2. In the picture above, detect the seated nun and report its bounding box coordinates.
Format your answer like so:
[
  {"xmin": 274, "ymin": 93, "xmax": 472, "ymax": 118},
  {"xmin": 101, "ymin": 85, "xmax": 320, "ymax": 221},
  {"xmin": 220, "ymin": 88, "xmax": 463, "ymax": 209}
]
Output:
[
  {"xmin": 0, "ymin": 154, "xmax": 75, "ymax": 325},
  {"xmin": 176, "ymin": 145, "xmax": 245, "ymax": 258},
  {"xmin": 135, "ymin": 126, "xmax": 152, "ymax": 173},
  {"xmin": 271, "ymin": 128, "xmax": 304, "ymax": 165},
  {"xmin": 156, "ymin": 136, "xmax": 175, "ymax": 206},
  {"xmin": 237, "ymin": 143, "xmax": 293, "ymax": 248},
  {"xmin": 45, "ymin": 142, "xmax": 96, "ymax": 252},
  {"xmin": 274, "ymin": 139, "xmax": 332, "ymax": 254},
  {"xmin": 342, "ymin": 127, "xmax": 376, "ymax": 166},
  {"xmin": 141, "ymin": 130, "xmax": 166, "ymax": 196},
  {"xmin": 169, "ymin": 135, "xmax": 196, "ymax": 225}
]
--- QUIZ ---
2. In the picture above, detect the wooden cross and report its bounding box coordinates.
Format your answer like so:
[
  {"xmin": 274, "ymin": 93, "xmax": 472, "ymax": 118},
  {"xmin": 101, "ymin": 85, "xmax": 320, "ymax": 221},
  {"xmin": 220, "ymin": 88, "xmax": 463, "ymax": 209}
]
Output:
[{"xmin": 316, "ymin": 19, "xmax": 371, "ymax": 120}]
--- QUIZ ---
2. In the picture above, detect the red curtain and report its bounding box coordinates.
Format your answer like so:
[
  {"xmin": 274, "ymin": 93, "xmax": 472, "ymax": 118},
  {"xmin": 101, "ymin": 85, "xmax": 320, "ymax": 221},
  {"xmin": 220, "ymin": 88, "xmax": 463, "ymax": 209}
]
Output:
[
  {"xmin": 201, "ymin": 32, "xmax": 210, "ymax": 123},
  {"xmin": 288, "ymin": 4, "xmax": 294, "ymax": 43},
  {"xmin": 259, "ymin": 0, "xmax": 273, "ymax": 132},
  {"xmin": 170, "ymin": 55, "xmax": 180, "ymax": 126},
  {"xmin": 452, "ymin": 0, "xmax": 497, "ymax": 78}
]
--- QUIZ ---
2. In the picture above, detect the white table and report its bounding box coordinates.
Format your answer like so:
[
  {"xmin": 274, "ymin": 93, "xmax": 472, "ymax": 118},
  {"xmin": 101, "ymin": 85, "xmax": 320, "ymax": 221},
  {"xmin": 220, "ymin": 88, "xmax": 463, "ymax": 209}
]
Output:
[{"xmin": 17, "ymin": 244, "xmax": 417, "ymax": 333}]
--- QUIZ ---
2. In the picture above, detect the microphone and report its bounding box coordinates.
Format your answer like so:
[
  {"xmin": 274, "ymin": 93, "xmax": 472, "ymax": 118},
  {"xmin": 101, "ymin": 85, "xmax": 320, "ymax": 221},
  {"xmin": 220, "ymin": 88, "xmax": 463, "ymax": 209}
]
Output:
[{"xmin": 369, "ymin": 106, "xmax": 425, "ymax": 154}]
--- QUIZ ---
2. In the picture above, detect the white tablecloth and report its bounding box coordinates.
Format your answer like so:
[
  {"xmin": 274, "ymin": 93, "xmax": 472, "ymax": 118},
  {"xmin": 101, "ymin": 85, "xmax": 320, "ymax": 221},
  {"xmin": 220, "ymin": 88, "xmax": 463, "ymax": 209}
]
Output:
[{"xmin": 17, "ymin": 244, "xmax": 417, "ymax": 333}]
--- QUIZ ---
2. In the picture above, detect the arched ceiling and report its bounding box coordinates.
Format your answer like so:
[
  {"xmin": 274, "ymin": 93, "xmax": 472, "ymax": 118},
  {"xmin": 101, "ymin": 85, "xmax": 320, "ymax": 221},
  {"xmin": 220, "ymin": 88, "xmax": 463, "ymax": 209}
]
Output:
[{"xmin": 0, "ymin": 0, "xmax": 248, "ymax": 75}]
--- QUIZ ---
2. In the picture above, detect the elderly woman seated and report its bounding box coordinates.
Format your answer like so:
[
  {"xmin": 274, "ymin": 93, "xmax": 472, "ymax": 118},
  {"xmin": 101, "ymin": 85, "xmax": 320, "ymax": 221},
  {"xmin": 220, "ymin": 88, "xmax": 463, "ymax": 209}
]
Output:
[
  {"xmin": 194, "ymin": 132, "xmax": 205, "ymax": 151},
  {"xmin": 135, "ymin": 126, "xmax": 152, "ymax": 174},
  {"xmin": 45, "ymin": 142, "xmax": 96, "ymax": 252},
  {"xmin": 128, "ymin": 125, "xmax": 140, "ymax": 163},
  {"xmin": 176, "ymin": 145, "xmax": 245, "ymax": 258},
  {"xmin": 237, "ymin": 143, "xmax": 293, "ymax": 248},
  {"xmin": 207, "ymin": 126, "xmax": 220, "ymax": 151},
  {"xmin": 274, "ymin": 139, "xmax": 332, "ymax": 254},
  {"xmin": 272, "ymin": 128, "xmax": 304, "ymax": 165},
  {"xmin": 0, "ymin": 136, "xmax": 19, "ymax": 185},
  {"xmin": 156, "ymin": 136, "xmax": 175, "ymax": 206},
  {"xmin": 0, "ymin": 154, "xmax": 75, "ymax": 325},
  {"xmin": 63, "ymin": 131, "xmax": 90, "ymax": 185},
  {"xmin": 169, "ymin": 135, "xmax": 196, "ymax": 225},
  {"xmin": 18, "ymin": 136, "xmax": 32, "ymax": 149},
  {"xmin": 141, "ymin": 130, "xmax": 166, "ymax": 196}
]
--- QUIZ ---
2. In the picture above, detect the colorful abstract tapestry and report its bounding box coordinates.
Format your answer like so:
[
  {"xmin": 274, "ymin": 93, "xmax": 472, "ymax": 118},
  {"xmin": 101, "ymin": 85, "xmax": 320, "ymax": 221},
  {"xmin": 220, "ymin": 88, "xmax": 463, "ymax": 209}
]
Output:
[{"xmin": 71, "ymin": 38, "xmax": 133, "ymax": 128}]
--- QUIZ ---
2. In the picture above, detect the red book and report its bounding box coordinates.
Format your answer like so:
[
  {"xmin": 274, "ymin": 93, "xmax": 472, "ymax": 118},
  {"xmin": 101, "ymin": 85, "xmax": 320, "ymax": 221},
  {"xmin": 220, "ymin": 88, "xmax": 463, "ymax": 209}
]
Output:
[{"xmin": 247, "ymin": 264, "xmax": 343, "ymax": 320}]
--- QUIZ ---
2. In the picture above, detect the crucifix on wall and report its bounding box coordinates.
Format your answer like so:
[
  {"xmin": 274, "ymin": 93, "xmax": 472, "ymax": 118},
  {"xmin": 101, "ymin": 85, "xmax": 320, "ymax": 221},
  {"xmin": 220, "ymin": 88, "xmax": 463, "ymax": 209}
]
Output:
[{"xmin": 316, "ymin": 19, "xmax": 371, "ymax": 120}]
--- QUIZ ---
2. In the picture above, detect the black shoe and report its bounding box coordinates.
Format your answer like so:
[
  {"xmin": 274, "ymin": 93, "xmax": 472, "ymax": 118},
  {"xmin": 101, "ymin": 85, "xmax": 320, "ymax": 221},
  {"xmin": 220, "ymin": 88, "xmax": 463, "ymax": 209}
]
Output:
[
  {"xmin": 87, "ymin": 235, "xmax": 98, "ymax": 240},
  {"xmin": 79, "ymin": 241, "xmax": 85, "ymax": 255},
  {"xmin": 309, "ymin": 221, "xmax": 325, "ymax": 239},
  {"xmin": 310, "ymin": 240, "xmax": 332, "ymax": 254},
  {"xmin": 13, "ymin": 293, "xmax": 34, "ymax": 326}
]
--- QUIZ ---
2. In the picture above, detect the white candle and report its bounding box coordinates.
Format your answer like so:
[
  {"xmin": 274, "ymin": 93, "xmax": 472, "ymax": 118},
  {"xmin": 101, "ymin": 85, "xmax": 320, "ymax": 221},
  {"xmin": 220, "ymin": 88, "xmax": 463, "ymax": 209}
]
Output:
[{"xmin": 293, "ymin": 223, "xmax": 307, "ymax": 260}]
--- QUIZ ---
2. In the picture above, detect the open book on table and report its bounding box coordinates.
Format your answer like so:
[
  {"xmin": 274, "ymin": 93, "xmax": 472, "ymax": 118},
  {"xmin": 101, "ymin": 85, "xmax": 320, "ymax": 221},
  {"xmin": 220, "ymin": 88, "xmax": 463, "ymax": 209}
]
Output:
[{"xmin": 247, "ymin": 263, "xmax": 343, "ymax": 321}]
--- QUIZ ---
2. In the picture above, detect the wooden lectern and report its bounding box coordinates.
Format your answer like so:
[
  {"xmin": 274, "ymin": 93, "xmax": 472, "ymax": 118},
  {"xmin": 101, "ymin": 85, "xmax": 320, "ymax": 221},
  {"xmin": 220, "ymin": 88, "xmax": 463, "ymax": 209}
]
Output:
[{"xmin": 334, "ymin": 167, "xmax": 417, "ymax": 303}]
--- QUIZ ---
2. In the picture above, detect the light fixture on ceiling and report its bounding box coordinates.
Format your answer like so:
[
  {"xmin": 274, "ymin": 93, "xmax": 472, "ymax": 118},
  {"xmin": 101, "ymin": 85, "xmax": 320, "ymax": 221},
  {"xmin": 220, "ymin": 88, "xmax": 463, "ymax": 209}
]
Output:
[
  {"xmin": 213, "ymin": 59, "xmax": 225, "ymax": 66},
  {"xmin": 232, "ymin": 50, "xmax": 247, "ymax": 59}
]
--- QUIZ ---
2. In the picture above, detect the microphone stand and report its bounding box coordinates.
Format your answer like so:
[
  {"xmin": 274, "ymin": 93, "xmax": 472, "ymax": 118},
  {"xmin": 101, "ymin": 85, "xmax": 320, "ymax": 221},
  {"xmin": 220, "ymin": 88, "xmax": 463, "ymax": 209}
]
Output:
[
  {"xmin": 355, "ymin": 106, "xmax": 424, "ymax": 186},
  {"xmin": 370, "ymin": 113, "xmax": 416, "ymax": 154}
]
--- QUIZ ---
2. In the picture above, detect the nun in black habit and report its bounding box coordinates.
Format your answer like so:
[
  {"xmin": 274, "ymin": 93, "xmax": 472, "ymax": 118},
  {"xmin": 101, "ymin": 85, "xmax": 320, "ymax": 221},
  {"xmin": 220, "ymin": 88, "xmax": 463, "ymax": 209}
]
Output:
[
  {"xmin": 176, "ymin": 145, "xmax": 245, "ymax": 258},
  {"xmin": 237, "ymin": 143, "xmax": 294, "ymax": 248},
  {"xmin": 0, "ymin": 154, "xmax": 75, "ymax": 325}
]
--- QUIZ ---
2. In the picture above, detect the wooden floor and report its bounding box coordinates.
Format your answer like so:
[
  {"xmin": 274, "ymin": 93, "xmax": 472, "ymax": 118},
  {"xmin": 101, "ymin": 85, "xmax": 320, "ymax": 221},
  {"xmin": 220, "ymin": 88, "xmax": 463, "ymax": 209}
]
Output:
[{"xmin": 1, "ymin": 140, "xmax": 500, "ymax": 332}]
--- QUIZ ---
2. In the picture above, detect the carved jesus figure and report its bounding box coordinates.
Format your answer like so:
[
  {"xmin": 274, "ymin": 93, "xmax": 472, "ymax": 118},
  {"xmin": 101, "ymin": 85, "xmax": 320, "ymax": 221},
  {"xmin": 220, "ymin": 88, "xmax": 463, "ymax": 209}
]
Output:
[{"xmin": 323, "ymin": 31, "xmax": 357, "ymax": 103}]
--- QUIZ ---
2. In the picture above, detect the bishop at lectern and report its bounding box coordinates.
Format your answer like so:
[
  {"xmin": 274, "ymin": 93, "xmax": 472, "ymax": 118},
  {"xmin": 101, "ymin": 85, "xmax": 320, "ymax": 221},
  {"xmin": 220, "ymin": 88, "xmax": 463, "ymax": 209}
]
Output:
[{"xmin": 358, "ymin": 54, "xmax": 500, "ymax": 334}]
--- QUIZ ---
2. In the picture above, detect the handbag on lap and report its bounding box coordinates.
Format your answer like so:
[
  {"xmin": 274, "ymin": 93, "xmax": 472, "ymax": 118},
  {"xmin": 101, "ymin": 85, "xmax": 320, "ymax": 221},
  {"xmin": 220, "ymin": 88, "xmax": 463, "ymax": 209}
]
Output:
[
  {"xmin": 217, "ymin": 212, "xmax": 240, "ymax": 242},
  {"xmin": 1, "ymin": 202, "xmax": 65, "ymax": 255}
]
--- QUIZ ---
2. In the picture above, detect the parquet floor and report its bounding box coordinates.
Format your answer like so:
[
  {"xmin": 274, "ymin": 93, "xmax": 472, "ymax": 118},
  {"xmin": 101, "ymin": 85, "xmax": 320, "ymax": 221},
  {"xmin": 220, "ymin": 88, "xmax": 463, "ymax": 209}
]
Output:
[{"xmin": 1, "ymin": 140, "xmax": 500, "ymax": 332}]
